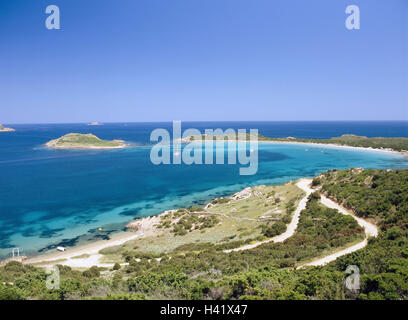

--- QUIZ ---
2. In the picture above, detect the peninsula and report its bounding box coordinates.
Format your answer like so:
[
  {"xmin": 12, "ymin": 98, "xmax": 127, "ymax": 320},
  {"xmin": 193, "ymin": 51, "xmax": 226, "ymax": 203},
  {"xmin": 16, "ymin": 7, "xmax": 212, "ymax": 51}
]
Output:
[
  {"xmin": 0, "ymin": 124, "xmax": 15, "ymax": 132},
  {"xmin": 45, "ymin": 133, "xmax": 126, "ymax": 149},
  {"xmin": 183, "ymin": 133, "xmax": 408, "ymax": 155}
]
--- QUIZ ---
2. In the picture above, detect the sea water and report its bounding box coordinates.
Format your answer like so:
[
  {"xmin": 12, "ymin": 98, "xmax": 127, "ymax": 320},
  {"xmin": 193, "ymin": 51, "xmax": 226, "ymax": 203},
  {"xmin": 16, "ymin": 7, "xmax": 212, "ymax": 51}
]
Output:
[{"xmin": 0, "ymin": 121, "xmax": 407, "ymax": 259}]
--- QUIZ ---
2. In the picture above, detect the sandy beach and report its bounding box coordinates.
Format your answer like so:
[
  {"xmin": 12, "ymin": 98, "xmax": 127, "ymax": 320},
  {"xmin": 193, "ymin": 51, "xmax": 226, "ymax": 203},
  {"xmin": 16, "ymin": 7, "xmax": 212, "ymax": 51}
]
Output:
[
  {"xmin": 23, "ymin": 213, "xmax": 167, "ymax": 268},
  {"xmin": 179, "ymin": 136, "xmax": 408, "ymax": 157},
  {"xmin": 258, "ymin": 140, "xmax": 408, "ymax": 157}
]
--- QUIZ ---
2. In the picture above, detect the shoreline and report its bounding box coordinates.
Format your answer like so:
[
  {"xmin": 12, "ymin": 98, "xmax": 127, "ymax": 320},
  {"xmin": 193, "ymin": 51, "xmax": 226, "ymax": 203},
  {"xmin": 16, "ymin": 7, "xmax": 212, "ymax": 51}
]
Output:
[
  {"xmin": 23, "ymin": 230, "xmax": 141, "ymax": 267},
  {"xmin": 258, "ymin": 140, "xmax": 408, "ymax": 157},
  {"xmin": 179, "ymin": 137, "xmax": 408, "ymax": 157},
  {"xmin": 22, "ymin": 212, "xmax": 170, "ymax": 268},
  {"xmin": 45, "ymin": 143, "xmax": 128, "ymax": 150},
  {"xmin": 5, "ymin": 142, "xmax": 407, "ymax": 267}
]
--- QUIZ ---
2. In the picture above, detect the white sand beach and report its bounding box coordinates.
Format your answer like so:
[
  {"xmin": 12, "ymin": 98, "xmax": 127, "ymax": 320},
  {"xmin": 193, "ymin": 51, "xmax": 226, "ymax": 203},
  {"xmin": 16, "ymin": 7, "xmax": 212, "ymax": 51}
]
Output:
[
  {"xmin": 23, "ymin": 214, "xmax": 166, "ymax": 268},
  {"xmin": 259, "ymin": 140, "xmax": 408, "ymax": 157}
]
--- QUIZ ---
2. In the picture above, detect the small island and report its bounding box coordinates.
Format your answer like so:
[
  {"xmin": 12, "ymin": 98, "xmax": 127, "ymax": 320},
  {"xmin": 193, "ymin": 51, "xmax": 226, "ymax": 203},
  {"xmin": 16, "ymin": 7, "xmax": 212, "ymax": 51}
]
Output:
[
  {"xmin": 45, "ymin": 133, "xmax": 126, "ymax": 149},
  {"xmin": 0, "ymin": 124, "xmax": 15, "ymax": 132},
  {"xmin": 88, "ymin": 122, "xmax": 103, "ymax": 126}
]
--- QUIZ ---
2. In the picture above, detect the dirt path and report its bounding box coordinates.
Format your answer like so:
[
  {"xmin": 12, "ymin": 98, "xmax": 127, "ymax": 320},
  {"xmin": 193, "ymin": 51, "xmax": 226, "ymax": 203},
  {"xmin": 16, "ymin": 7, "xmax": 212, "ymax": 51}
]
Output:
[
  {"xmin": 300, "ymin": 193, "xmax": 378, "ymax": 267},
  {"xmin": 224, "ymin": 179, "xmax": 313, "ymax": 253},
  {"xmin": 225, "ymin": 178, "xmax": 378, "ymax": 268}
]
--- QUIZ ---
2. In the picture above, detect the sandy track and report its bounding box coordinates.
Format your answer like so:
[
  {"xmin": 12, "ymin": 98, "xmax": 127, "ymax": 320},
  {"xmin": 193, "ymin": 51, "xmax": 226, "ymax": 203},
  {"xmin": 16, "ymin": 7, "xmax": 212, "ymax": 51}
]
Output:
[
  {"xmin": 224, "ymin": 179, "xmax": 313, "ymax": 253},
  {"xmin": 303, "ymin": 239, "xmax": 368, "ymax": 267},
  {"xmin": 300, "ymin": 194, "xmax": 378, "ymax": 267},
  {"xmin": 319, "ymin": 196, "xmax": 378, "ymax": 237},
  {"xmin": 225, "ymin": 178, "xmax": 378, "ymax": 268}
]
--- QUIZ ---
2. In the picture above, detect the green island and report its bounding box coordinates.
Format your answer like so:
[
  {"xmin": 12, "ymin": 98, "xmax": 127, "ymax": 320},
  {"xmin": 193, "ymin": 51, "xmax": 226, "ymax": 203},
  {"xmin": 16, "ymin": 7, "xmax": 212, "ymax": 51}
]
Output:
[
  {"xmin": 0, "ymin": 124, "xmax": 15, "ymax": 132},
  {"xmin": 45, "ymin": 133, "xmax": 126, "ymax": 149},
  {"xmin": 1, "ymin": 168, "xmax": 407, "ymax": 300},
  {"xmin": 185, "ymin": 133, "xmax": 408, "ymax": 154}
]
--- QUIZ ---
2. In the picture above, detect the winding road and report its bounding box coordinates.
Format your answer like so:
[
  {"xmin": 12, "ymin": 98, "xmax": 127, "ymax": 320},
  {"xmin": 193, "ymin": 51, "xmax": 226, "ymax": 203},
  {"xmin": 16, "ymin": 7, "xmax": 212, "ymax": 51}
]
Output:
[
  {"xmin": 225, "ymin": 178, "xmax": 379, "ymax": 268},
  {"xmin": 224, "ymin": 179, "xmax": 313, "ymax": 253},
  {"xmin": 301, "ymin": 183, "xmax": 378, "ymax": 267}
]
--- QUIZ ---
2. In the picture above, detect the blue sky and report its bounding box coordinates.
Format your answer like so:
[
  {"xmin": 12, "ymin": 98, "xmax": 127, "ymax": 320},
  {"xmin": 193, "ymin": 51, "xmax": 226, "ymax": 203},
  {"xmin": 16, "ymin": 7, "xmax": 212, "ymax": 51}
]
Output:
[{"xmin": 0, "ymin": 0, "xmax": 407, "ymax": 123}]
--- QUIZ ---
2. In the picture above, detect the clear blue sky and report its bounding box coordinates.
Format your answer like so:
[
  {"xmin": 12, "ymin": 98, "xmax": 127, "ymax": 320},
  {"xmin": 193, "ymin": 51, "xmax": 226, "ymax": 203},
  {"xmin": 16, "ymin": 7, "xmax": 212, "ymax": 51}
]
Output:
[{"xmin": 0, "ymin": 0, "xmax": 407, "ymax": 123}]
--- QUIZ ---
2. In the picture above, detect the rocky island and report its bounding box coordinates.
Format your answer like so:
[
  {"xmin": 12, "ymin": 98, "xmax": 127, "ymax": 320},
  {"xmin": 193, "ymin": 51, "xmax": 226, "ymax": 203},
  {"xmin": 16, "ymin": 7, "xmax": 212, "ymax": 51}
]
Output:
[
  {"xmin": 45, "ymin": 133, "xmax": 126, "ymax": 149},
  {"xmin": 0, "ymin": 124, "xmax": 15, "ymax": 132}
]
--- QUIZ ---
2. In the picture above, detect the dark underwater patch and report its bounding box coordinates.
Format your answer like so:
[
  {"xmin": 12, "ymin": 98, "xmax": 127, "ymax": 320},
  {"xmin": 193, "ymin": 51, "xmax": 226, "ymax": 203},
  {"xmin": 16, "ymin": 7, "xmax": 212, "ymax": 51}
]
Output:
[
  {"xmin": 119, "ymin": 208, "xmax": 140, "ymax": 216},
  {"xmin": 39, "ymin": 227, "xmax": 64, "ymax": 238},
  {"xmin": 177, "ymin": 192, "xmax": 190, "ymax": 197},
  {"xmin": 38, "ymin": 236, "xmax": 80, "ymax": 252},
  {"xmin": 258, "ymin": 151, "xmax": 291, "ymax": 162},
  {"xmin": 0, "ymin": 239, "xmax": 17, "ymax": 249},
  {"xmin": 21, "ymin": 228, "xmax": 37, "ymax": 237}
]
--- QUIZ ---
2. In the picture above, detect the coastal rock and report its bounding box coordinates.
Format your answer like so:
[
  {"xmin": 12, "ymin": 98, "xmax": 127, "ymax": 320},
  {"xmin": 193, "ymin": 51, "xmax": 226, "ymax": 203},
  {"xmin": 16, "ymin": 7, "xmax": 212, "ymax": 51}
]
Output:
[
  {"xmin": 230, "ymin": 187, "xmax": 252, "ymax": 201},
  {"xmin": 0, "ymin": 124, "xmax": 15, "ymax": 132}
]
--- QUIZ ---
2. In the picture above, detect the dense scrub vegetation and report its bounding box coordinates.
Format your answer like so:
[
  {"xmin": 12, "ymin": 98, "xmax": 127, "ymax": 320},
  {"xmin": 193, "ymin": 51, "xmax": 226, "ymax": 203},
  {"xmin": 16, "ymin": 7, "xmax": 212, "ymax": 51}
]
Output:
[
  {"xmin": 317, "ymin": 169, "xmax": 408, "ymax": 227},
  {"xmin": 1, "ymin": 169, "xmax": 406, "ymax": 300},
  {"xmin": 157, "ymin": 209, "xmax": 221, "ymax": 236},
  {"xmin": 312, "ymin": 169, "xmax": 408, "ymax": 299}
]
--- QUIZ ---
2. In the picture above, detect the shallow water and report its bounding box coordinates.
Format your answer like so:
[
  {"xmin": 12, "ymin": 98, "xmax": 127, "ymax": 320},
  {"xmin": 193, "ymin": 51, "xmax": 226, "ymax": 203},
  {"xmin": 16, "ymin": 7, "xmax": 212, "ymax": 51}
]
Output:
[{"xmin": 0, "ymin": 122, "xmax": 407, "ymax": 259}]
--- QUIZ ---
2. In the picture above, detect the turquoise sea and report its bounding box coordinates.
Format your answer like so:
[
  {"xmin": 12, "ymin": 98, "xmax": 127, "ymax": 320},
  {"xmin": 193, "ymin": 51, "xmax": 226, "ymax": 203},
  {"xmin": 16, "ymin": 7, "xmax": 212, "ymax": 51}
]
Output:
[{"xmin": 0, "ymin": 121, "xmax": 407, "ymax": 259}]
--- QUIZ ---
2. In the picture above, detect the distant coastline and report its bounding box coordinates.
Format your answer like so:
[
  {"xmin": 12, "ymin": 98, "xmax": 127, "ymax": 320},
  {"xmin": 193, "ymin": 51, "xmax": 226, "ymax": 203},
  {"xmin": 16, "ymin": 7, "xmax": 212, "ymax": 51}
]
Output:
[
  {"xmin": 180, "ymin": 133, "xmax": 408, "ymax": 157},
  {"xmin": 258, "ymin": 140, "xmax": 408, "ymax": 157}
]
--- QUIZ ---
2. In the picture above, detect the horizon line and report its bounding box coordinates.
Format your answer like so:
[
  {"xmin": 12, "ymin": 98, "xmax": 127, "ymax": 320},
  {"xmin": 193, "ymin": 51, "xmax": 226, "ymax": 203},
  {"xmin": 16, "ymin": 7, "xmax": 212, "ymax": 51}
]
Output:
[{"xmin": 3, "ymin": 120, "xmax": 408, "ymax": 125}]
